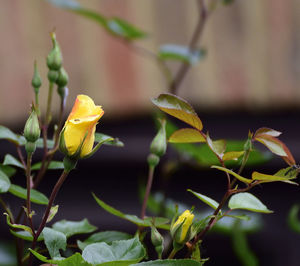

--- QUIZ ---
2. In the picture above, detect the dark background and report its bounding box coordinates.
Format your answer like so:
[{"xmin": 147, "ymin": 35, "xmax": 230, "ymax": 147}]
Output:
[{"xmin": 1, "ymin": 110, "xmax": 300, "ymax": 266}]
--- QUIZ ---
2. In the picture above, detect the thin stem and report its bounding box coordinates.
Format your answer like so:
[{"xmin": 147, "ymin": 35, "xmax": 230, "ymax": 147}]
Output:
[
  {"xmin": 140, "ymin": 165, "xmax": 155, "ymax": 220},
  {"xmin": 45, "ymin": 82, "xmax": 54, "ymax": 125},
  {"xmin": 34, "ymin": 97, "xmax": 65, "ymax": 189},
  {"xmin": 16, "ymin": 145, "xmax": 26, "ymax": 169},
  {"xmin": 28, "ymin": 170, "xmax": 69, "ymax": 266},
  {"xmin": 0, "ymin": 196, "xmax": 14, "ymax": 222},
  {"xmin": 125, "ymin": 41, "xmax": 173, "ymax": 86},
  {"xmin": 26, "ymin": 154, "xmax": 35, "ymax": 234},
  {"xmin": 169, "ymin": 0, "xmax": 208, "ymax": 94},
  {"xmin": 168, "ymin": 248, "xmax": 178, "ymax": 259},
  {"xmin": 186, "ymin": 180, "xmax": 259, "ymax": 258}
]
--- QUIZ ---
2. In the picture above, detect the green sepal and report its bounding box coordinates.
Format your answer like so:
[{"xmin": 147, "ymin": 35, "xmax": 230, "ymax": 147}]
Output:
[
  {"xmin": 63, "ymin": 156, "xmax": 77, "ymax": 172},
  {"xmin": 81, "ymin": 136, "xmax": 114, "ymax": 159}
]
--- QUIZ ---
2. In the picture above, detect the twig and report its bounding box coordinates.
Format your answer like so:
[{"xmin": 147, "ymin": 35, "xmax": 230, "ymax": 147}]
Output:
[
  {"xmin": 28, "ymin": 170, "xmax": 70, "ymax": 266},
  {"xmin": 26, "ymin": 154, "xmax": 35, "ymax": 235},
  {"xmin": 140, "ymin": 165, "xmax": 155, "ymax": 220},
  {"xmin": 169, "ymin": 0, "xmax": 208, "ymax": 94}
]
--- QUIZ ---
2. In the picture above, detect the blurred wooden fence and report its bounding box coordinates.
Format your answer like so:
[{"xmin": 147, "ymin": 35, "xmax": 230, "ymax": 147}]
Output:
[{"xmin": 0, "ymin": 0, "xmax": 299, "ymax": 125}]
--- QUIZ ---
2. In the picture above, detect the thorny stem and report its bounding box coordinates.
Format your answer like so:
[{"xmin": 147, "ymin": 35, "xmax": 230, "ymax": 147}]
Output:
[
  {"xmin": 28, "ymin": 170, "xmax": 70, "ymax": 266},
  {"xmin": 169, "ymin": 0, "xmax": 208, "ymax": 94},
  {"xmin": 140, "ymin": 166, "xmax": 155, "ymax": 220}
]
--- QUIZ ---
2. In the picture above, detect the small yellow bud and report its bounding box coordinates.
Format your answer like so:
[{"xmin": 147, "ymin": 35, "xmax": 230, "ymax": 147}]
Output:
[{"xmin": 170, "ymin": 210, "xmax": 194, "ymax": 244}]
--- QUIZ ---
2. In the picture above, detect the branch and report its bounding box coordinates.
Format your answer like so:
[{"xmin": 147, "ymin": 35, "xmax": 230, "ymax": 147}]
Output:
[{"xmin": 169, "ymin": 0, "xmax": 208, "ymax": 94}]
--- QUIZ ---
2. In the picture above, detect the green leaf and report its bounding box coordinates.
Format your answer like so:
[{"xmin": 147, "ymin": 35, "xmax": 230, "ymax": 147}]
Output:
[
  {"xmin": 152, "ymin": 94, "xmax": 203, "ymax": 131},
  {"xmin": 29, "ymin": 249, "xmax": 91, "ymax": 265},
  {"xmin": 4, "ymin": 213, "xmax": 33, "ymax": 235},
  {"xmin": 158, "ymin": 44, "xmax": 206, "ymax": 65},
  {"xmin": 35, "ymin": 138, "xmax": 55, "ymax": 149},
  {"xmin": 3, "ymin": 154, "xmax": 24, "ymax": 169},
  {"xmin": 231, "ymin": 220, "xmax": 259, "ymax": 266},
  {"xmin": 8, "ymin": 184, "xmax": 49, "ymax": 205},
  {"xmin": 251, "ymin": 170, "xmax": 298, "ymax": 185},
  {"xmin": 43, "ymin": 227, "xmax": 66, "ymax": 259},
  {"xmin": 52, "ymin": 219, "xmax": 97, "ymax": 238},
  {"xmin": 31, "ymin": 161, "xmax": 64, "ymax": 171},
  {"xmin": 212, "ymin": 166, "xmax": 252, "ymax": 184},
  {"xmin": 0, "ymin": 125, "xmax": 21, "ymax": 144},
  {"xmin": 47, "ymin": 0, "xmax": 146, "ymax": 40},
  {"xmin": 47, "ymin": 205, "xmax": 59, "ymax": 223},
  {"xmin": 0, "ymin": 169, "xmax": 11, "ymax": 193},
  {"xmin": 254, "ymin": 127, "xmax": 281, "ymax": 138},
  {"xmin": 0, "ymin": 164, "xmax": 16, "ymax": 178},
  {"xmin": 106, "ymin": 17, "xmax": 147, "ymax": 40},
  {"xmin": 82, "ymin": 237, "xmax": 145, "ymax": 265},
  {"xmin": 206, "ymin": 134, "xmax": 226, "ymax": 158},
  {"xmin": 10, "ymin": 230, "xmax": 44, "ymax": 242},
  {"xmin": 95, "ymin": 133, "xmax": 124, "ymax": 147},
  {"xmin": 57, "ymin": 253, "xmax": 92, "ymax": 266},
  {"xmin": 92, "ymin": 193, "xmax": 170, "ymax": 229},
  {"xmin": 223, "ymin": 151, "xmax": 245, "ymax": 161},
  {"xmin": 168, "ymin": 128, "xmax": 205, "ymax": 143},
  {"xmin": 78, "ymin": 231, "xmax": 132, "ymax": 251},
  {"xmin": 287, "ymin": 204, "xmax": 300, "ymax": 234},
  {"xmin": 255, "ymin": 135, "xmax": 287, "ymax": 157},
  {"xmin": 187, "ymin": 189, "xmax": 219, "ymax": 210},
  {"xmin": 165, "ymin": 120, "xmax": 271, "ymax": 167},
  {"xmin": 228, "ymin": 193, "xmax": 273, "ymax": 213},
  {"xmin": 131, "ymin": 259, "xmax": 203, "ymax": 266},
  {"xmin": 213, "ymin": 211, "xmax": 262, "ymax": 235}
]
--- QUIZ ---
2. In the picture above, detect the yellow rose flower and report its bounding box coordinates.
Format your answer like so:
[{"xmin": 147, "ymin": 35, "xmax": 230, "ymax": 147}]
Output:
[
  {"xmin": 63, "ymin": 95, "xmax": 104, "ymax": 158},
  {"xmin": 171, "ymin": 210, "xmax": 194, "ymax": 244}
]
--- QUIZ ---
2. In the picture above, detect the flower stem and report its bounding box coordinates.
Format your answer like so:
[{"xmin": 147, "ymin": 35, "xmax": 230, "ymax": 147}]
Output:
[
  {"xmin": 169, "ymin": 0, "xmax": 208, "ymax": 94},
  {"xmin": 168, "ymin": 248, "xmax": 178, "ymax": 259},
  {"xmin": 140, "ymin": 165, "xmax": 155, "ymax": 220},
  {"xmin": 26, "ymin": 153, "xmax": 35, "ymax": 234},
  {"xmin": 45, "ymin": 81, "xmax": 54, "ymax": 125},
  {"xmin": 28, "ymin": 170, "xmax": 70, "ymax": 266}
]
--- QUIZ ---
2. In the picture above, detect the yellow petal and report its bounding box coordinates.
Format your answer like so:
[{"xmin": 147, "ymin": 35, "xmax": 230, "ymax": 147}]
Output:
[
  {"xmin": 68, "ymin": 95, "xmax": 104, "ymax": 121},
  {"xmin": 64, "ymin": 114, "xmax": 100, "ymax": 157}
]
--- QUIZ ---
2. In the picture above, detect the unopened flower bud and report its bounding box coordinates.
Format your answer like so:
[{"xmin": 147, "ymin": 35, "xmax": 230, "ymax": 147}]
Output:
[
  {"xmin": 47, "ymin": 32, "xmax": 62, "ymax": 71},
  {"xmin": 170, "ymin": 210, "xmax": 194, "ymax": 244},
  {"xmin": 31, "ymin": 61, "xmax": 42, "ymax": 94},
  {"xmin": 150, "ymin": 119, "xmax": 167, "ymax": 157},
  {"xmin": 147, "ymin": 154, "xmax": 160, "ymax": 168},
  {"xmin": 151, "ymin": 226, "xmax": 164, "ymax": 259},
  {"xmin": 56, "ymin": 67, "xmax": 68, "ymax": 88},
  {"xmin": 24, "ymin": 109, "xmax": 40, "ymax": 143},
  {"xmin": 48, "ymin": 70, "xmax": 59, "ymax": 83}
]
